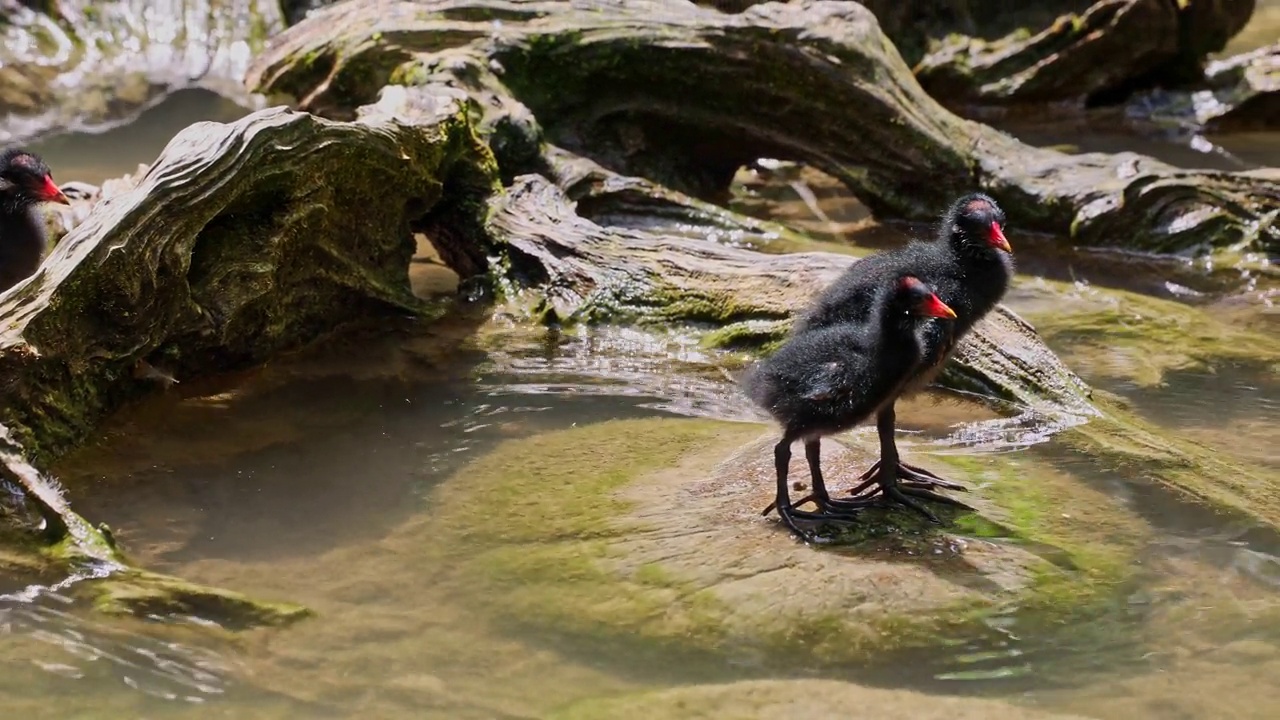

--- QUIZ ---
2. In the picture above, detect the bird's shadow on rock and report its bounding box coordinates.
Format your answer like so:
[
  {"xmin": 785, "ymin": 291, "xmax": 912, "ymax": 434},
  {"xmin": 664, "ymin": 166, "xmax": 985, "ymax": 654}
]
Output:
[{"xmin": 780, "ymin": 500, "xmax": 1082, "ymax": 588}]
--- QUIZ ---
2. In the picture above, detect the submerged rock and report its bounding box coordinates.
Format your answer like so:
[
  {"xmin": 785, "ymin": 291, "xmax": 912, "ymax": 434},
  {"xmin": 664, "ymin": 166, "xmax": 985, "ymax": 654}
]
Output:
[
  {"xmin": 1021, "ymin": 280, "xmax": 1280, "ymax": 528},
  {"xmin": 430, "ymin": 417, "xmax": 1148, "ymax": 665},
  {"xmin": 549, "ymin": 678, "xmax": 1095, "ymax": 720}
]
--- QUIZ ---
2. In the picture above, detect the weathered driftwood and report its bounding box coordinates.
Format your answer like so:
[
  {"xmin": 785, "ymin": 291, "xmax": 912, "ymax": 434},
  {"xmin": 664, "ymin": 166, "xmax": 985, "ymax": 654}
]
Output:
[
  {"xmin": 894, "ymin": 0, "xmax": 1255, "ymax": 107},
  {"xmin": 487, "ymin": 172, "xmax": 1097, "ymax": 429},
  {"xmin": 1128, "ymin": 40, "xmax": 1280, "ymax": 133},
  {"xmin": 247, "ymin": 0, "xmax": 1279, "ymax": 260},
  {"xmin": 696, "ymin": 0, "xmax": 1255, "ymax": 108},
  {"xmin": 0, "ymin": 102, "xmax": 496, "ymax": 623}
]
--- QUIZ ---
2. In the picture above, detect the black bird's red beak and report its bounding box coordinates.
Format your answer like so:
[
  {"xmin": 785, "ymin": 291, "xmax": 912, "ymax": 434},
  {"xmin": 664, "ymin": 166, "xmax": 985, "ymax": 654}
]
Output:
[
  {"xmin": 40, "ymin": 175, "xmax": 70, "ymax": 205},
  {"xmin": 989, "ymin": 222, "xmax": 1012, "ymax": 252},
  {"xmin": 919, "ymin": 293, "xmax": 958, "ymax": 319}
]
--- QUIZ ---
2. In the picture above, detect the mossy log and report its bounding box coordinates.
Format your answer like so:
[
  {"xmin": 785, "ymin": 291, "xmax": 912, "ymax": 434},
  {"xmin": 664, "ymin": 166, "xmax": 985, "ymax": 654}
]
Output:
[
  {"xmin": 0, "ymin": 102, "xmax": 497, "ymax": 625},
  {"xmin": 487, "ymin": 172, "xmax": 1096, "ymax": 428},
  {"xmin": 888, "ymin": 0, "xmax": 1255, "ymax": 107},
  {"xmin": 248, "ymin": 0, "xmax": 1279, "ymax": 262}
]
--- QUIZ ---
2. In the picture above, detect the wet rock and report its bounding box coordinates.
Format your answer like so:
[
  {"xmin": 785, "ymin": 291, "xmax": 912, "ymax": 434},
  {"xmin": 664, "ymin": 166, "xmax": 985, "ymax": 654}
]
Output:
[
  {"xmin": 898, "ymin": 0, "xmax": 1255, "ymax": 107},
  {"xmin": 250, "ymin": 0, "xmax": 1279, "ymax": 260},
  {"xmin": 1127, "ymin": 41, "xmax": 1280, "ymax": 132},
  {"xmin": 549, "ymin": 679, "xmax": 1095, "ymax": 720},
  {"xmin": 486, "ymin": 173, "xmax": 1097, "ymax": 435},
  {"xmin": 0, "ymin": 0, "xmax": 283, "ymax": 144},
  {"xmin": 431, "ymin": 417, "xmax": 1148, "ymax": 665}
]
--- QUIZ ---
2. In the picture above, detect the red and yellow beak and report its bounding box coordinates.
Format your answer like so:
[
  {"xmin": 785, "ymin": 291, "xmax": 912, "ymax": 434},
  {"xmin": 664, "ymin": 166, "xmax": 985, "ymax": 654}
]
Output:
[
  {"xmin": 40, "ymin": 174, "xmax": 70, "ymax": 205},
  {"xmin": 920, "ymin": 293, "xmax": 958, "ymax": 319},
  {"xmin": 989, "ymin": 222, "xmax": 1012, "ymax": 253}
]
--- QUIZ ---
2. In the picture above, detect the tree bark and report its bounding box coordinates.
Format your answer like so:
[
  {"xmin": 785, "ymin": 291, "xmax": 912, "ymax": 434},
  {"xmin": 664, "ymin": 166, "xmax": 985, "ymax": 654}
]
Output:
[{"xmin": 248, "ymin": 0, "xmax": 1279, "ymax": 261}]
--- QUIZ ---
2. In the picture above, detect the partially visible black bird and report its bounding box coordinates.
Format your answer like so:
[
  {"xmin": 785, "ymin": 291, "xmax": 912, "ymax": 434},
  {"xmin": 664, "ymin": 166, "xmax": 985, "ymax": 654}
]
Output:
[
  {"xmin": 741, "ymin": 275, "xmax": 958, "ymax": 541},
  {"xmin": 0, "ymin": 148, "xmax": 70, "ymax": 294},
  {"xmin": 786, "ymin": 193, "xmax": 1014, "ymax": 522}
]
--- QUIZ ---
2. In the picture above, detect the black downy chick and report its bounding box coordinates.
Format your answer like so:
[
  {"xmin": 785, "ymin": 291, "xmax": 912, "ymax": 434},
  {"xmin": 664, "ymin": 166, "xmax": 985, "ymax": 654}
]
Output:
[
  {"xmin": 783, "ymin": 193, "xmax": 1014, "ymax": 523},
  {"xmin": 0, "ymin": 148, "xmax": 70, "ymax": 294},
  {"xmin": 741, "ymin": 276, "xmax": 958, "ymax": 541}
]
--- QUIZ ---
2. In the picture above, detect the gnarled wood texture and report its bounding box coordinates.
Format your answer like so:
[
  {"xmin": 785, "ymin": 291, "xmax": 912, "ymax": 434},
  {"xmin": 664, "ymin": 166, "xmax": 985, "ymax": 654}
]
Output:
[{"xmin": 248, "ymin": 0, "xmax": 1279, "ymax": 260}]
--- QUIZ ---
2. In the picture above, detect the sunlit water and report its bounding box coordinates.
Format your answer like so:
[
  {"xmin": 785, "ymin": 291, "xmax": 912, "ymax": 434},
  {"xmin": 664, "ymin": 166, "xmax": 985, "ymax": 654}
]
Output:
[
  {"xmin": 6, "ymin": 34, "xmax": 1280, "ymax": 719},
  {"xmin": 4, "ymin": 297, "xmax": 1274, "ymax": 719}
]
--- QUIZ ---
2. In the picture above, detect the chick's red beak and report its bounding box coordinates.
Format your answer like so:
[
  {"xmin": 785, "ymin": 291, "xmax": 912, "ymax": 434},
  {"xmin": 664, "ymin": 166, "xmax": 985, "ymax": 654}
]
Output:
[
  {"xmin": 40, "ymin": 174, "xmax": 70, "ymax": 205},
  {"xmin": 989, "ymin": 222, "xmax": 1012, "ymax": 252},
  {"xmin": 919, "ymin": 293, "xmax": 957, "ymax": 319}
]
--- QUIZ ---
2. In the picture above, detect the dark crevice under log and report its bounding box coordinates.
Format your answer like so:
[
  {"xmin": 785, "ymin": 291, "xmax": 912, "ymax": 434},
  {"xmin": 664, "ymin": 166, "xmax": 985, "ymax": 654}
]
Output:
[{"xmin": 248, "ymin": 0, "xmax": 1279, "ymax": 261}]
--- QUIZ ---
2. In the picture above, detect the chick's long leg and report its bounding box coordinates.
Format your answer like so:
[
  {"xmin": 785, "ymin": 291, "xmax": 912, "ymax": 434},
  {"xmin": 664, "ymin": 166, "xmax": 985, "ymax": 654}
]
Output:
[
  {"xmin": 768, "ymin": 437, "xmax": 861, "ymax": 541},
  {"xmin": 760, "ymin": 438, "xmax": 878, "ymax": 516},
  {"xmin": 840, "ymin": 406, "xmax": 972, "ymax": 524},
  {"xmin": 844, "ymin": 404, "xmax": 969, "ymax": 498},
  {"xmin": 804, "ymin": 439, "xmax": 880, "ymax": 512}
]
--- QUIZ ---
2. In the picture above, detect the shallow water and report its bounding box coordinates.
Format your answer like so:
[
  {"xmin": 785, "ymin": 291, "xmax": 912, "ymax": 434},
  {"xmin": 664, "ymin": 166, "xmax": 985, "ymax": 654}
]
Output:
[
  {"xmin": 27, "ymin": 89, "xmax": 252, "ymax": 186},
  {"xmin": 6, "ymin": 289, "xmax": 1273, "ymax": 719},
  {"xmin": 8, "ymin": 40, "xmax": 1280, "ymax": 719}
]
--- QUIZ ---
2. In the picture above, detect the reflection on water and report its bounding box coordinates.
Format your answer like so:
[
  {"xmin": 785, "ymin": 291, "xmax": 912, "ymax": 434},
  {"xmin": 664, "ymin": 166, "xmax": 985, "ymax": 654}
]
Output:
[
  {"xmin": 0, "ymin": 586, "xmax": 240, "ymax": 706},
  {"xmin": 28, "ymin": 89, "xmax": 252, "ymax": 186}
]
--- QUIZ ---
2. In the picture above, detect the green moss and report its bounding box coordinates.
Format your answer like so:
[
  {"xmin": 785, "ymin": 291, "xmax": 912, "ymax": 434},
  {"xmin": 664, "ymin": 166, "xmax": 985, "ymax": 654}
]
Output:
[
  {"xmin": 1062, "ymin": 392, "xmax": 1280, "ymax": 528},
  {"xmin": 432, "ymin": 418, "xmax": 1145, "ymax": 666},
  {"xmin": 699, "ymin": 321, "xmax": 787, "ymax": 352},
  {"xmin": 1027, "ymin": 287, "xmax": 1280, "ymax": 387},
  {"xmin": 81, "ymin": 571, "xmax": 312, "ymax": 629}
]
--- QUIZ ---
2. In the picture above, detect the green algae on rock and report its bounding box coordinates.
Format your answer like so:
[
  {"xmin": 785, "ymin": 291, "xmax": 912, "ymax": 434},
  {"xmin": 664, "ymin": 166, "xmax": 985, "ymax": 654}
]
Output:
[
  {"xmin": 548, "ymin": 678, "xmax": 1095, "ymax": 720},
  {"xmin": 429, "ymin": 418, "xmax": 1147, "ymax": 665},
  {"xmin": 1025, "ymin": 284, "xmax": 1280, "ymax": 388}
]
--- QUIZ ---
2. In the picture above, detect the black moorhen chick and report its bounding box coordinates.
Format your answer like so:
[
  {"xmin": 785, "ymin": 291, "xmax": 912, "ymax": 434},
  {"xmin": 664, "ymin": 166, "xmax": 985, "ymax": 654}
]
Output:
[
  {"xmin": 788, "ymin": 193, "xmax": 1014, "ymax": 522},
  {"xmin": 0, "ymin": 148, "xmax": 70, "ymax": 294},
  {"xmin": 741, "ymin": 276, "xmax": 957, "ymax": 541}
]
